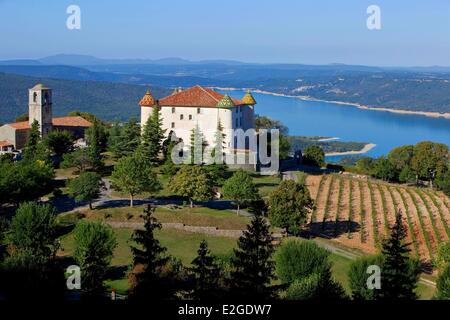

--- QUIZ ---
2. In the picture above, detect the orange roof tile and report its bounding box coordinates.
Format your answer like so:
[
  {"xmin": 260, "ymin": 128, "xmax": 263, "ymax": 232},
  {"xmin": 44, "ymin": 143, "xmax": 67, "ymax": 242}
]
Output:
[
  {"xmin": 0, "ymin": 140, "xmax": 14, "ymax": 147},
  {"xmin": 7, "ymin": 116, "xmax": 92, "ymax": 130},
  {"xmin": 159, "ymin": 86, "xmax": 244, "ymax": 108},
  {"xmin": 52, "ymin": 116, "xmax": 92, "ymax": 127},
  {"xmin": 8, "ymin": 121, "xmax": 30, "ymax": 130}
]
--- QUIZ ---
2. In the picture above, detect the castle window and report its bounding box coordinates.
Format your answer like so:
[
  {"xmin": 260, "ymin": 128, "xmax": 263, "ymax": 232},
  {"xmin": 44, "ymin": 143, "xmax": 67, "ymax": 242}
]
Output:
[
  {"xmin": 172, "ymin": 107, "xmax": 176, "ymax": 114},
  {"xmin": 180, "ymin": 114, "xmax": 184, "ymax": 120},
  {"xmin": 197, "ymin": 108, "xmax": 201, "ymax": 114},
  {"xmin": 189, "ymin": 115, "xmax": 192, "ymax": 120},
  {"xmin": 33, "ymin": 92, "xmax": 37, "ymax": 102},
  {"xmin": 171, "ymin": 122, "xmax": 175, "ymax": 128}
]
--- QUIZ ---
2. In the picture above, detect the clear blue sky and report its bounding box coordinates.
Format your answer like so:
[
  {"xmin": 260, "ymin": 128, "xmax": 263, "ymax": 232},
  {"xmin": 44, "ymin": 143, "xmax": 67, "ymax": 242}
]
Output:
[{"xmin": 1, "ymin": 0, "xmax": 450, "ymax": 66}]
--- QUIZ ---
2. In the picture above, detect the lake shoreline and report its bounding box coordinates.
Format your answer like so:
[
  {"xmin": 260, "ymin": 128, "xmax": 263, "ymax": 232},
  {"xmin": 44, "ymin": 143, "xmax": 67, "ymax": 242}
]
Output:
[
  {"xmin": 325, "ymin": 143, "xmax": 377, "ymax": 157},
  {"xmin": 215, "ymin": 87, "xmax": 450, "ymax": 120}
]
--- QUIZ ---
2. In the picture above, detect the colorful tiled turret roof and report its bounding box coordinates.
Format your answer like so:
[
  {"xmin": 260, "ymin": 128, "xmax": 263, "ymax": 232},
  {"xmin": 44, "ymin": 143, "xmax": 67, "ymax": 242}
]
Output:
[
  {"xmin": 139, "ymin": 90, "xmax": 157, "ymax": 107},
  {"xmin": 242, "ymin": 90, "xmax": 257, "ymax": 105},
  {"xmin": 216, "ymin": 95, "xmax": 235, "ymax": 109}
]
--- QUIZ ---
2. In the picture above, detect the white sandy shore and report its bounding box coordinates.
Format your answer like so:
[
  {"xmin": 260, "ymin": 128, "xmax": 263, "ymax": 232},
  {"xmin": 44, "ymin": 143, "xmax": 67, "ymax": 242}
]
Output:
[
  {"xmin": 215, "ymin": 87, "xmax": 450, "ymax": 119},
  {"xmin": 325, "ymin": 143, "xmax": 377, "ymax": 157},
  {"xmin": 317, "ymin": 137, "xmax": 340, "ymax": 142}
]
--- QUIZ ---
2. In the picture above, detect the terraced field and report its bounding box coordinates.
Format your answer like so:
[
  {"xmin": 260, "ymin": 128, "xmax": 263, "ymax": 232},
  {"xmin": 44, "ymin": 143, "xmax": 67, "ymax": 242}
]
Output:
[{"xmin": 305, "ymin": 174, "xmax": 450, "ymax": 263}]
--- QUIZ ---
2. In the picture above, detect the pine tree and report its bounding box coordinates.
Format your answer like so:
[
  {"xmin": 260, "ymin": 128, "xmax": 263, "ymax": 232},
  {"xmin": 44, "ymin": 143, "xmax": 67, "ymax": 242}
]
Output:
[
  {"xmin": 86, "ymin": 120, "xmax": 104, "ymax": 172},
  {"xmin": 189, "ymin": 240, "xmax": 223, "ymax": 300},
  {"xmin": 211, "ymin": 120, "xmax": 226, "ymax": 164},
  {"xmin": 111, "ymin": 118, "xmax": 141, "ymax": 158},
  {"xmin": 129, "ymin": 205, "xmax": 177, "ymax": 300},
  {"xmin": 139, "ymin": 106, "xmax": 166, "ymax": 164},
  {"xmin": 376, "ymin": 210, "xmax": 420, "ymax": 300},
  {"xmin": 229, "ymin": 214, "xmax": 275, "ymax": 299},
  {"xmin": 190, "ymin": 124, "xmax": 207, "ymax": 165}
]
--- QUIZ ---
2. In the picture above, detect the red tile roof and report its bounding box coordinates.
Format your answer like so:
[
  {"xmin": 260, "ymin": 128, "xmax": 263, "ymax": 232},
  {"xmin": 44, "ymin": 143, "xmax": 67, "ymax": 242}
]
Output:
[
  {"xmin": 158, "ymin": 85, "xmax": 244, "ymax": 108},
  {"xmin": 0, "ymin": 140, "xmax": 13, "ymax": 147},
  {"xmin": 52, "ymin": 116, "xmax": 92, "ymax": 127},
  {"xmin": 7, "ymin": 116, "xmax": 92, "ymax": 130},
  {"xmin": 8, "ymin": 122, "xmax": 30, "ymax": 130}
]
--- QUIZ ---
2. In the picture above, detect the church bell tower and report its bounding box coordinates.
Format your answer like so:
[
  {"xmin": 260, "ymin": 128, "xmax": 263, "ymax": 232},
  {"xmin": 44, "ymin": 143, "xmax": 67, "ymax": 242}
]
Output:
[{"xmin": 28, "ymin": 83, "xmax": 53, "ymax": 137}]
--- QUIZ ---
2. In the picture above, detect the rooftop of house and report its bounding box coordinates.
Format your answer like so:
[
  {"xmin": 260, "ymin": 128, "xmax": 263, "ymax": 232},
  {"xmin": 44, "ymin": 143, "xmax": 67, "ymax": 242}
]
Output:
[
  {"xmin": 140, "ymin": 85, "xmax": 247, "ymax": 108},
  {"xmin": 6, "ymin": 116, "xmax": 93, "ymax": 130},
  {"xmin": 0, "ymin": 140, "xmax": 14, "ymax": 147}
]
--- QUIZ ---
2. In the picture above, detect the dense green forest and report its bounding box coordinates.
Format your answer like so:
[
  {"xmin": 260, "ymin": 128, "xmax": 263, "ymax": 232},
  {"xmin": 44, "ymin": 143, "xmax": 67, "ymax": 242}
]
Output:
[{"xmin": 0, "ymin": 73, "xmax": 170, "ymax": 124}]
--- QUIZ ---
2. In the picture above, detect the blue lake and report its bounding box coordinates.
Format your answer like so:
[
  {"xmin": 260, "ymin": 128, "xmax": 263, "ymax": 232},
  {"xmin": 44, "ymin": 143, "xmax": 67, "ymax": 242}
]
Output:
[{"xmin": 222, "ymin": 90, "xmax": 450, "ymax": 159}]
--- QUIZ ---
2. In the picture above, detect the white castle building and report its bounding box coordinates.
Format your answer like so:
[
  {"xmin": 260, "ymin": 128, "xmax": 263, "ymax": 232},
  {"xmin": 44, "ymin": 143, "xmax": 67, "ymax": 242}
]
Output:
[{"xmin": 139, "ymin": 86, "xmax": 258, "ymax": 165}]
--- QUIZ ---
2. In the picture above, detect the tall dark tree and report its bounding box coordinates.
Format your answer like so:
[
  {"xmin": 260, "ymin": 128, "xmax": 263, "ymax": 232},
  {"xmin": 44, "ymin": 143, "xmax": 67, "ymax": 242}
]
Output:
[
  {"xmin": 109, "ymin": 117, "xmax": 141, "ymax": 158},
  {"xmin": 86, "ymin": 120, "xmax": 106, "ymax": 172},
  {"xmin": 129, "ymin": 205, "xmax": 178, "ymax": 300},
  {"xmin": 228, "ymin": 214, "xmax": 275, "ymax": 299},
  {"xmin": 139, "ymin": 106, "xmax": 166, "ymax": 164},
  {"xmin": 376, "ymin": 210, "xmax": 420, "ymax": 300},
  {"xmin": 188, "ymin": 240, "xmax": 223, "ymax": 300}
]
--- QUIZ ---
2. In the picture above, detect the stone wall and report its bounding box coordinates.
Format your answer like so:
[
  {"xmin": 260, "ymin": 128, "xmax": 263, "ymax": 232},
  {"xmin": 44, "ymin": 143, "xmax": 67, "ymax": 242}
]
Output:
[{"xmin": 107, "ymin": 221, "xmax": 284, "ymax": 240}]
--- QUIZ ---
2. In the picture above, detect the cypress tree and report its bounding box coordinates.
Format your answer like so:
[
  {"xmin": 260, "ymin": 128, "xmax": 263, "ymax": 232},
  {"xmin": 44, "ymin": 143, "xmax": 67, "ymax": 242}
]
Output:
[
  {"xmin": 189, "ymin": 240, "xmax": 223, "ymax": 300},
  {"xmin": 190, "ymin": 124, "xmax": 207, "ymax": 165},
  {"xmin": 211, "ymin": 120, "xmax": 226, "ymax": 164},
  {"xmin": 140, "ymin": 106, "xmax": 166, "ymax": 164},
  {"xmin": 86, "ymin": 120, "xmax": 105, "ymax": 172},
  {"xmin": 129, "ymin": 205, "xmax": 176, "ymax": 300},
  {"xmin": 229, "ymin": 214, "xmax": 275, "ymax": 299},
  {"xmin": 376, "ymin": 210, "xmax": 420, "ymax": 300}
]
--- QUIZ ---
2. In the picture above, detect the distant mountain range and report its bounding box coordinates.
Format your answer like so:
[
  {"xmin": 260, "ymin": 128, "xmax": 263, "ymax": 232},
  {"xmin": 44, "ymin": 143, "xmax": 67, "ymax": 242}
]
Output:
[
  {"xmin": 0, "ymin": 54, "xmax": 450, "ymax": 115},
  {"xmin": 0, "ymin": 72, "xmax": 170, "ymax": 124},
  {"xmin": 0, "ymin": 54, "xmax": 250, "ymax": 66}
]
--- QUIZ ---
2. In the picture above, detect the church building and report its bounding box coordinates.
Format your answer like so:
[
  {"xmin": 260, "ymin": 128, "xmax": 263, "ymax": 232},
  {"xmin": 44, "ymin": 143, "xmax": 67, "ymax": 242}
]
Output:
[{"xmin": 0, "ymin": 84, "xmax": 92, "ymax": 153}]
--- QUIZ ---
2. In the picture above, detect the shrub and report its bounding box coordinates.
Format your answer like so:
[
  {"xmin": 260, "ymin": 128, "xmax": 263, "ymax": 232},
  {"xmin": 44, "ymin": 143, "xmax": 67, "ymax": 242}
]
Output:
[{"xmin": 275, "ymin": 239, "xmax": 330, "ymax": 283}]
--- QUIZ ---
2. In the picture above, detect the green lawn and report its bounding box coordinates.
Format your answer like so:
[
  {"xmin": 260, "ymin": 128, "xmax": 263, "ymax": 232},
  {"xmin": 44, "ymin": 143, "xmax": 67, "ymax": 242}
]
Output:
[
  {"xmin": 252, "ymin": 174, "xmax": 281, "ymax": 198},
  {"xmin": 59, "ymin": 228, "xmax": 237, "ymax": 294},
  {"xmin": 58, "ymin": 205, "xmax": 251, "ymax": 230}
]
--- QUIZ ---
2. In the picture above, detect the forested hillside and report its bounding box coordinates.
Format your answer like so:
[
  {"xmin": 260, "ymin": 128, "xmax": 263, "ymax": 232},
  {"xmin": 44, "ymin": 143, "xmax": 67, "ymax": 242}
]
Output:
[{"xmin": 0, "ymin": 73, "xmax": 171, "ymax": 124}]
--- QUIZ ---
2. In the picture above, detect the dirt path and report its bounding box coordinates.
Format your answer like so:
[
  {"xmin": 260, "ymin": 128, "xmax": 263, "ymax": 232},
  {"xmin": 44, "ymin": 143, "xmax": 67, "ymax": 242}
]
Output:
[
  {"xmin": 361, "ymin": 181, "xmax": 376, "ymax": 247},
  {"xmin": 324, "ymin": 175, "xmax": 340, "ymax": 235},
  {"xmin": 368, "ymin": 182, "xmax": 383, "ymax": 245},
  {"xmin": 336, "ymin": 178, "xmax": 350, "ymax": 239},
  {"xmin": 306, "ymin": 175, "xmax": 323, "ymax": 201},
  {"xmin": 374, "ymin": 183, "xmax": 390, "ymax": 239},
  {"xmin": 314, "ymin": 175, "xmax": 333, "ymax": 229}
]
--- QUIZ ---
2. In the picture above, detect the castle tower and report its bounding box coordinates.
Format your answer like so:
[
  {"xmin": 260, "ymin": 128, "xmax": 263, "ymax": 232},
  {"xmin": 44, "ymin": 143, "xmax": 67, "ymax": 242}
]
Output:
[
  {"xmin": 28, "ymin": 83, "xmax": 53, "ymax": 137},
  {"xmin": 139, "ymin": 90, "xmax": 158, "ymax": 129}
]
